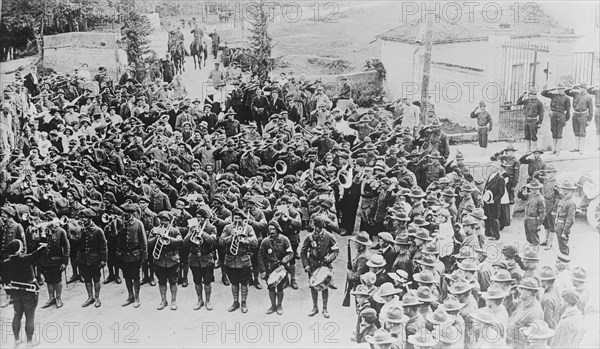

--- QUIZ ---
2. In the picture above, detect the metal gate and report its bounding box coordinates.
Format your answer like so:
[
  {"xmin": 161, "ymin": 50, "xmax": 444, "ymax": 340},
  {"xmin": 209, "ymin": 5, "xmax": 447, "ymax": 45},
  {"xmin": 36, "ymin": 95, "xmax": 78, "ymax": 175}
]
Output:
[
  {"xmin": 498, "ymin": 42, "xmax": 549, "ymax": 140},
  {"xmin": 572, "ymin": 52, "xmax": 599, "ymax": 85}
]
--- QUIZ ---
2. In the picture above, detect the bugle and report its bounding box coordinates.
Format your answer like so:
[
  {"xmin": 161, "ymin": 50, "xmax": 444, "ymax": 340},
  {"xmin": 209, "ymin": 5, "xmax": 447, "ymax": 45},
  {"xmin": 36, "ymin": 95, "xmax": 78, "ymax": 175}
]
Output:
[
  {"xmin": 190, "ymin": 218, "xmax": 208, "ymax": 245},
  {"xmin": 101, "ymin": 213, "xmax": 118, "ymax": 224}
]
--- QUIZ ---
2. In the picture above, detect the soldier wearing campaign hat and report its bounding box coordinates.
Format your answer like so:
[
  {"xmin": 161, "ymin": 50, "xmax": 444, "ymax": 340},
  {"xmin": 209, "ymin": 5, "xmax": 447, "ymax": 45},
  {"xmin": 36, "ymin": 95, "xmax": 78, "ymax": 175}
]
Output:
[
  {"xmin": 37, "ymin": 211, "xmax": 69, "ymax": 309},
  {"xmin": 555, "ymin": 179, "xmax": 577, "ymax": 256},
  {"xmin": 523, "ymin": 178, "xmax": 546, "ymax": 246}
]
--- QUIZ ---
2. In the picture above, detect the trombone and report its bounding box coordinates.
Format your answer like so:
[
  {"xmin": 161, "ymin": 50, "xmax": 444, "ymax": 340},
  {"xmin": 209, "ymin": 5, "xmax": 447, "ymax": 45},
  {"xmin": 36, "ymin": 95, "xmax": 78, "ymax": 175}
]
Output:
[
  {"xmin": 152, "ymin": 216, "xmax": 175, "ymax": 259},
  {"xmin": 230, "ymin": 219, "xmax": 248, "ymax": 256}
]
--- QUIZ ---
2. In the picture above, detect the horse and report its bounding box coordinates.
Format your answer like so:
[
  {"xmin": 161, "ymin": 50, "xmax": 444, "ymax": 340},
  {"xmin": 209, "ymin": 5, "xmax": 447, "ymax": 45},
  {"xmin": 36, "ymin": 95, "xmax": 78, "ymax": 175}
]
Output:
[
  {"xmin": 189, "ymin": 38, "xmax": 206, "ymax": 70},
  {"xmin": 170, "ymin": 46, "xmax": 185, "ymax": 75}
]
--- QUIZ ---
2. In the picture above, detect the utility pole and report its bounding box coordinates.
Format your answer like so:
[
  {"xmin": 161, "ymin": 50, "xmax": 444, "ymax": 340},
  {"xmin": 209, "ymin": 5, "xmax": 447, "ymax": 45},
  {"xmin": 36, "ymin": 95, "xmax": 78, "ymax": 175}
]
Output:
[{"xmin": 419, "ymin": 13, "xmax": 434, "ymax": 125}]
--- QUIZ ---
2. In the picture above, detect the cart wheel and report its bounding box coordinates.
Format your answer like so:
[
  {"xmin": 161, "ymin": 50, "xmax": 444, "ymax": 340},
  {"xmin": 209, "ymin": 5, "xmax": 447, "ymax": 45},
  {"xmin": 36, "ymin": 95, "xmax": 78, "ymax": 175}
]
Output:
[{"xmin": 586, "ymin": 197, "xmax": 600, "ymax": 231}]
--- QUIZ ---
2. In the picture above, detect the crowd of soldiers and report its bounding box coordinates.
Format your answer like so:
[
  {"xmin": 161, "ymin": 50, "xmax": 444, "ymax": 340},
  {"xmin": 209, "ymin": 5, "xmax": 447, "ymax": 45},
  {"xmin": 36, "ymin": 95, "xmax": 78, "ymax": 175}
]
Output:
[{"xmin": 0, "ymin": 54, "xmax": 593, "ymax": 349}]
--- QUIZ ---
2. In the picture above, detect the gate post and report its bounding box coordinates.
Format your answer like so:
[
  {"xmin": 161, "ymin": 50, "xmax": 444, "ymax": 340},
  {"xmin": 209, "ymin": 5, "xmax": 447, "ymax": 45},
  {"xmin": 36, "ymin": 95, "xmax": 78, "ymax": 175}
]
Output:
[{"xmin": 484, "ymin": 28, "xmax": 514, "ymax": 141}]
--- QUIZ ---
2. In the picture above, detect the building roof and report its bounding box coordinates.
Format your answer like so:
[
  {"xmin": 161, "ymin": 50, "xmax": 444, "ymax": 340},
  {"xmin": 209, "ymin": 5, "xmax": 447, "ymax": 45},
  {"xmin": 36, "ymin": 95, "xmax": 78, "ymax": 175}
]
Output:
[{"xmin": 377, "ymin": 4, "xmax": 573, "ymax": 44}]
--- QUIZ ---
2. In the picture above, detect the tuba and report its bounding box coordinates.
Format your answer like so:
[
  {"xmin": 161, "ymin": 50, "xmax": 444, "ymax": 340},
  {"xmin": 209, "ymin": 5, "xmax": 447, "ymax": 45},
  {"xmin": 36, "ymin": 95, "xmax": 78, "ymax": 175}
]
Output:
[
  {"xmin": 152, "ymin": 216, "xmax": 174, "ymax": 260},
  {"xmin": 230, "ymin": 219, "xmax": 248, "ymax": 256},
  {"xmin": 337, "ymin": 168, "xmax": 353, "ymax": 189}
]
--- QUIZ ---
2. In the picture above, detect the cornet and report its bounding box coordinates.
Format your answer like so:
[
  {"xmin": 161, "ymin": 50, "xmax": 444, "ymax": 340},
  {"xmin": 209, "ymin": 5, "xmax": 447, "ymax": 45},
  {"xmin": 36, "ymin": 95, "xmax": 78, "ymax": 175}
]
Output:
[
  {"xmin": 60, "ymin": 216, "xmax": 83, "ymax": 227},
  {"xmin": 152, "ymin": 216, "xmax": 175, "ymax": 260},
  {"xmin": 102, "ymin": 213, "xmax": 118, "ymax": 223},
  {"xmin": 190, "ymin": 218, "xmax": 208, "ymax": 245},
  {"xmin": 230, "ymin": 219, "xmax": 248, "ymax": 256}
]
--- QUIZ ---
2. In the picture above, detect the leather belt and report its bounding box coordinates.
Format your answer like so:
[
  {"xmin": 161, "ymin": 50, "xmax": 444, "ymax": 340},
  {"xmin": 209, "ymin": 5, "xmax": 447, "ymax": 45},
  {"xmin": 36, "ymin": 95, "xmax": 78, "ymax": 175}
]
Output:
[
  {"xmin": 551, "ymin": 110, "xmax": 566, "ymax": 113},
  {"xmin": 574, "ymin": 110, "xmax": 588, "ymax": 113}
]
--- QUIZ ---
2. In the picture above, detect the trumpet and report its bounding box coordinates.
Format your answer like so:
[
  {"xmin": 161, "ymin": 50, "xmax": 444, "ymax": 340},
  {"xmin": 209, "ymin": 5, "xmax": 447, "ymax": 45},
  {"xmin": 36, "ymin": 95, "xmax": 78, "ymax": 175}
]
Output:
[
  {"xmin": 274, "ymin": 160, "xmax": 287, "ymax": 175},
  {"xmin": 230, "ymin": 219, "xmax": 248, "ymax": 256},
  {"xmin": 102, "ymin": 213, "xmax": 118, "ymax": 223},
  {"xmin": 60, "ymin": 216, "xmax": 83, "ymax": 227},
  {"xmin": 152, "ymin": 216, "xmax": 175, "ymax": 260},
  {"xmin": 190, "ymin": 218, "xmax": 208, "ymax": 245}
]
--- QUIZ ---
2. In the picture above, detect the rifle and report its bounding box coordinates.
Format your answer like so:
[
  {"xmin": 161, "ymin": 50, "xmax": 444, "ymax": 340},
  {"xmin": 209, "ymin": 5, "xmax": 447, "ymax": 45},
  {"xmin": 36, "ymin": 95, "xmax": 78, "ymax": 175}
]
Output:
[{"xmin": 342, "ymin": 240, "xmax": 353, "ymax": 307}]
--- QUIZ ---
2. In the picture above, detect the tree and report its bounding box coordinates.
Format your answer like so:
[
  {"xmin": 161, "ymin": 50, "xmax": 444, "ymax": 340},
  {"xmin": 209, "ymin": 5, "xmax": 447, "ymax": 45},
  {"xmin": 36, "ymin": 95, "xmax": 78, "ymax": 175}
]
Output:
[
  {"xmin": 246, "ymin": 0, "xmax": 273, "ymax": 81},
  {"xmin": 2, "ymin": 0, "xmax": 51, "ymax": 66},
  {"xmin": 120, "ymin": 7, "xmax": 157, "ymax": 81}
]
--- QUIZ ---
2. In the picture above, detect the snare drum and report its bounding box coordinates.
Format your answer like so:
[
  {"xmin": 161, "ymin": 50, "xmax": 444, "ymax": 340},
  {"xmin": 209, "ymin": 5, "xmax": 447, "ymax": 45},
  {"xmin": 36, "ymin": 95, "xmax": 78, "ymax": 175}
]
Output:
[
  {"xmin": 309, "ymin": 266, "xmax": 333, "ymax": 291},
  {"xmin": 266, "ymin": 265, "xmax": 287, "ymax": 288}
]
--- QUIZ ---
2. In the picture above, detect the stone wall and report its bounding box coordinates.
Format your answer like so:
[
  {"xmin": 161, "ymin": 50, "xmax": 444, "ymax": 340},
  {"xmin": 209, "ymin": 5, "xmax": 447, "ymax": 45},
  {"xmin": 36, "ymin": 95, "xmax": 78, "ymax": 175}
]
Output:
[
  {"xmin": 306, "ymin": 70, "xmax": 382, "ymax": 96},
  {"xmin": 44, "ymin": 32, "xmax": 127, "ymax": 80}
]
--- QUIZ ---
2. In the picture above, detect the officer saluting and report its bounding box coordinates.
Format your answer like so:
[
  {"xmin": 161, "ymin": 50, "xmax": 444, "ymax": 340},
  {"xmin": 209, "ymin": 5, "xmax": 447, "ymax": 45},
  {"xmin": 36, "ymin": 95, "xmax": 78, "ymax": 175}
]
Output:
[
  {"xmin": 77, "ymin": 209, "xmax": 107, "ymax": 308},
  {"xmin": 116, "ymin": 203, "xmax": 147, "ymax": 308}
]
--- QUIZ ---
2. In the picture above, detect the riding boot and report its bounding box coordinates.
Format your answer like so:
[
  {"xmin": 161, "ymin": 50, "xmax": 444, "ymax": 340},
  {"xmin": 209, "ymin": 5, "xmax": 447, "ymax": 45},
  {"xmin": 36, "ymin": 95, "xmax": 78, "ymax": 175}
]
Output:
[
  {"xmin": 266, "ymin": 290, "xmax": 277, "ymax": 314},
  {"xmin": 82, "ymin": 283, "xmax": 94, "ymax": 307},
  {"xmin": 157, "ymin": 285, "xmax": 168, "ymax": 310},
  {"xmin": 133, "ymin": 281, "xmax": 141, "ymax": 308},
  {"xmin": 194, "ymin": 284, "xmax": 204, "ymax": 310},
  {"xmin": 228, "ymin": 284, "xmax": 240, "ymax": 312},
  {"xmin": 55, "ymin": 283, "xmax": 63, "ymax": 308},
  {"xmin": 204, "ymin": 284, "xmax": 213, "ymax": 310},
  {"xmin": 240, "ymin": 284, "xmax": 249, "ymax": 313},
  {"xmin": 308, "ymin": 288, "xmax": 319, "ymax": 316},
  {"xmin": 41, "ymin": 284, "xmax": 56, "ymax": 309},
  {"xmin": 170, "ymin": 284, "xmax": 178, "ymax": 310},
  {"xmin": 94, "ymin": 282, "xmax": 102, "ymax": 308},
  {"xmin": 322, "ymin": 289, "xmax": 330, "ymax": 318},
  {"xmin": 276, "ymin": 290, "xmax": 284, "ymax": 315}
]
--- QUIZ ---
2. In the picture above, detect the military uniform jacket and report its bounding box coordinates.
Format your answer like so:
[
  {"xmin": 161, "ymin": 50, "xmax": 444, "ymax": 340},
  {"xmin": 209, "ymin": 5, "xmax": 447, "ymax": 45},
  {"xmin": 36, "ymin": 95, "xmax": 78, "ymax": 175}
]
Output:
[
  {"xmin": 517, "ymin": 96, "xmax": 544, "ymax": 121},
  {"xmin": 38, "ymin": 226, "xmax": 70, "ymax": 266},
  {"xmin": 220, "ymin": 223, "xmax": 258, "ymax": 268},
  {"xmin": 183, "ymin": 222, "xmax": 217, "ymax": 268},
  {"xmin": 140, "ymin": 208, "xmax": 159, "ymax": 233},
  {"xmin": 300, "ymin": 230, "xmax": 339, "ymax": 272},
  {"xmin": 149, "ymin": 190, "xmax": 171, "ymax": 212},
  {"xmin": 541, "ymin": 178, "xmax": 559, "ymax": 211},
  {"xmin": 555, "ymin": 196, "xmax": 576, "ymax": 230},
  {"xmin": 149, "ymin": 226, "xmax": 183, "ymax": 268},
  {"xmin": 347, "ymin": 250, "xmax": 370, "ymax": 284},
  {"xmin": 524, "ymin": 191, "xmax": 546, "ymax": 222},
  {"xmin": 258, "ymin": 234, "xmax": 293, "ymax": 274},
  {"xmin": 116, "ymin": 218, "xmax": 148, "ymax": 263},
  {"xmin": 541, "ymin": 286, "xmax": 560, "ymax": 329},
  {"xmin": 500, "ymin": 155, "xmax": 520, "ymax": 184},
  {"xmin": 1, "ymin": 220, "xmax": 26, "ymax": 260},
  {"xmin": 507, "ymin": 298, "xmax": 543, "ymax": 346},
  {"xmin": 76, "ymin": 223, "xmax": 107, "ymax": 266}
]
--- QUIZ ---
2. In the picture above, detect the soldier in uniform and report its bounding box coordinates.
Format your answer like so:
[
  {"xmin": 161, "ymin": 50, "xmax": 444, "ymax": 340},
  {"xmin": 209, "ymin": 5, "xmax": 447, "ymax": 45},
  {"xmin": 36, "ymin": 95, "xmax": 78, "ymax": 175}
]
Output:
[
  {"xmin": 540, "ymin": 165, "xmax": 559, "ymax": 250},
  {"xmin": 555, "ymin": 179, "xmax": 578, "ymax": 256},
  {"xmin": 38, "ymin": 211, "xmax": 69, "ymax": 309},
  {"xmin": 541, "ymin": 83, "xmax": 571, "ymax": 154},
  {"xmin": 1, "ymin": 207, "xmax": 27, "ymax": 289},
  {"xmin": 211, "ymin": 195, "xmax": 232, "ymax": 286},
  {"xmin": 258, "ymin": 220, "xmax": 293, "ymax": 315},
  {"xmin": 242, "ymin": 197, "xmax": 267, "ymax": 289},
  {"xmin": 149, "ymin": 211, "xmax": 183, "ymax": 310},
  {"xmin": 77, "ymin": 209, "xmax": 107, "ymax": 308},
  {"xmin": 422, "ymin": 150, "xmax": 445, "ymax": 189},
  {"xmin": 522, "ymin": 179, "xmax": 546, "ymax": 247},
  {"xmin": 219, "ymin": 209, "xmax": 258, "ymax": 313},
  {"xmin": 183, "ymin": 208, "xmax": 217, "ymax": 311},
  {"xmin": 116, "ymin": 203, "xmax": 147, "ymax": 308},
  {"xmin": 517, "ymin": 88, "xmax": 544, "ymax": 152},
  {"xmin": 499, "ymin": 144, "xmax": 519, "ymax": 204},
  {"xmin": 103, "ymin": 200, "xmax": 123, "ymax": 286},
  {"xmin": 138, "ymin": 196, "xmax": 158, "ymax": 286},
  {"xmin": 565, "ymin": 82, "xmax": 595, "ymax": 154},
  {"xmin": 271, "ymin": 197, "xmax": 302, "ymax": 289},
  {"xmin": 301, "ymin": 215, "xmax": 340, "ymax": 318},
  {"xmin": 172, "ymin": 198, "xmax": 192, "ymax": 287},
  {"xmin": 345, "ymin": 231, "xmax": 372, "ymax": 306},
  {"xmin": 519, "ymin": 148, "xmax": 547, "ymax": 180}
]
